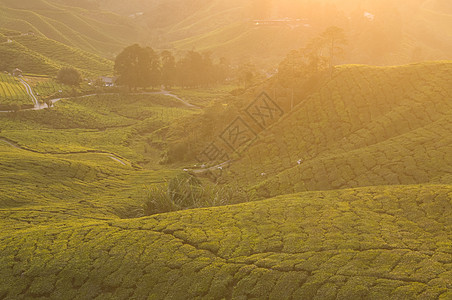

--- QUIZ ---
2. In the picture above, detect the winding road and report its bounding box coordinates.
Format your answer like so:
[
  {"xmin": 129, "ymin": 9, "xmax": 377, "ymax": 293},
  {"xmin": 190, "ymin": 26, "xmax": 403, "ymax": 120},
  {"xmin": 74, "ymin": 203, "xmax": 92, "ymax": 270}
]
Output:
[
  {"xmin": 0, "ymin": 79, "xmax": 208, "ymax": 170},
  {"xmin": 0, "ymin": 137, "xmax": 131, "ymax": 167},
  {"xmin": 0, "ymin": 78, "xmax": 200, "ymax": 113},
  {"xmin": 18, "ymin": 77, "xmax": 40, "ymax": 108}
]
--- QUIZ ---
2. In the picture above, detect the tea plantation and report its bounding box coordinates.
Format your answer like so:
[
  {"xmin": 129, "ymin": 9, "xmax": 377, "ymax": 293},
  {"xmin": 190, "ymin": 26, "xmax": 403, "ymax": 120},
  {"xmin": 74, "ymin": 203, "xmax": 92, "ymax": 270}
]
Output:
[
  {"xmin": 0, "ymin": 62, "xmax": 451, "ymax": 299},
  {"xmin": 0, "ymin": 73, "xmax": 32, "ymax": 108},
  {"xmin": 222, "ymin": 62, "xmax": 452, "ymax": 197}
]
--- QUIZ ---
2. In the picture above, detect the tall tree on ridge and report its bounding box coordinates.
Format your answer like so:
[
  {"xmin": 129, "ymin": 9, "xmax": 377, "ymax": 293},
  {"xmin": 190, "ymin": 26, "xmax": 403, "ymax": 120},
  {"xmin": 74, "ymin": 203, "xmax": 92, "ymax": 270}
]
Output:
[
  {"xmin": 161, "ymin": 50, "xmax": 176, "ymax": 89},
  {"xmin": 319, "ymin": 26, "xmax": 347, "ymax": 76}
]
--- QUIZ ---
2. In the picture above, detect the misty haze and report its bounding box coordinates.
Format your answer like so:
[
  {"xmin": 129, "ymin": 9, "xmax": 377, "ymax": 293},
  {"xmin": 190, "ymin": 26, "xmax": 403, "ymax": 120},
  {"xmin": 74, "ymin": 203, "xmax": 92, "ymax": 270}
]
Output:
[{"xmin": 0, "ymin": 0, "xmax": 451, "ymax": 299}]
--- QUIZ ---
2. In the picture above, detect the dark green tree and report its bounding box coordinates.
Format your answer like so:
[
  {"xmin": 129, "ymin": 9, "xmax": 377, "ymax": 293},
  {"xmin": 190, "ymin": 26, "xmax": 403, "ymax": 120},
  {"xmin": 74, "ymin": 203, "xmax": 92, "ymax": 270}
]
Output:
[
  {"xmin": 115, "ymin": 44, "xmax": 160, "ymax": 90},
  {"xmin": 176, "ymin": 51, "xmax": 204, "ymax": 88},
  {"xmin": 318, "ymin": 26, "xmax": 347, "ymax": 75},
  {"xmin": 161, "ymin": 50, "xmax": 176, "ymax": 89},
  {"xmin": 146, "ymin": 47, "xmax": 161, "ymax": 89},
  {"xmin": 56, "ymin": 67, "xmax": 81, "ymax": 86}
]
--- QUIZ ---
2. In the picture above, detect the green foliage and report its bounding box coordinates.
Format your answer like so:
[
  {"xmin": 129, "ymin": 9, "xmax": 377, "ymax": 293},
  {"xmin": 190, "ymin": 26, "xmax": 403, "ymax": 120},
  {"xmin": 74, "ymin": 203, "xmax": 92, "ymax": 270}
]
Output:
[
  {"xmin": 222, "ymin": 61, "xmax": 452, "ymax": 197},
  {"xmin": 0, "ymin": 72, "xmax": 32, "ymax": 109},
  {"xmin": 115, "ymin": 44, "xmax": 231, "ymax": 90},
  {"xmin": 114, "ymin": 44, "xmax": 160, "ymax": 90},
  {"xmin": 0, "ymin": 34, "xmax": 112, "ymax": 76},
  {"xmin": 12, "ymin": 35, "xmax": 113, "ymax": 75},
  {"xmin": 0, "ymin": 184, "xmax": 450, "ymax": 298},
  {"xmin": 0, "ymin": 62, "xmax": 451, "ymax": 299},
  {"xmin": 57, "ymin": 67, "xmax": 81, "ymax": 86},
  {"xmin": 143, "ymin": 173, "xmax": 247, "ymax": 215},
  {"xmin": 0, "ymin": 2, "xmax": 146, "ymax": 56}
]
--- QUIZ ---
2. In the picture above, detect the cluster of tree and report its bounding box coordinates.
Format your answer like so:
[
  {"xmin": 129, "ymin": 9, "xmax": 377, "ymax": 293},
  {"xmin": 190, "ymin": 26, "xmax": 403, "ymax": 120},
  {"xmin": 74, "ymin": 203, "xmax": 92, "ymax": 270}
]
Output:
[
  {"xmin": 278, "ymin": 26, "xmax": 347, "ymax": 89},
  {"xmin": 114, "ymin": 44, "xmax": 231, "ymax": 90}
]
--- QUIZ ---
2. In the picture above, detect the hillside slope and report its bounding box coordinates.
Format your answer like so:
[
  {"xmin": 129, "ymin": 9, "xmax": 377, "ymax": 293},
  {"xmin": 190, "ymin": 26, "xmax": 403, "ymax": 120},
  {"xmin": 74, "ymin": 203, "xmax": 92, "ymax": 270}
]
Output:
[
  {"xmin": 0, "ymin": 0, "xmax": 146, "ymax": 56},
  {"xmin": 0, "ymin": 63, "xmax": 451, "ymax": 299},
  {"xmin": 0, "ymin": 184, "xmax": 450, "ymax": 299},
  {"xmin": 0, "ymin": 33, "xmax": 113, "ymax": 75},
  {"xmin": 217, "ymin": 62, "xmax": 452, "ymax": 197}
]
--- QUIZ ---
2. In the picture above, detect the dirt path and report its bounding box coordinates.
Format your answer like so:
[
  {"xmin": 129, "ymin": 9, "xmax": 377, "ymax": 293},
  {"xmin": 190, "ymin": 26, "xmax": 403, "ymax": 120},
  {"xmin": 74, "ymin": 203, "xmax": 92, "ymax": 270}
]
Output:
[
  {"xmin": 189, "ymin": 160, "xmax": 232, "ymax": 174},
  {"xmin": 18, "ymin": 77, "xmax": 40, "ymax": 108},
  {"xmin": 0, "ymin": 84, "xmax": 201, "ymax": 113},
  {"xmin": 0, "ymin": 137, "xmax": 131, "ymax": 167}
]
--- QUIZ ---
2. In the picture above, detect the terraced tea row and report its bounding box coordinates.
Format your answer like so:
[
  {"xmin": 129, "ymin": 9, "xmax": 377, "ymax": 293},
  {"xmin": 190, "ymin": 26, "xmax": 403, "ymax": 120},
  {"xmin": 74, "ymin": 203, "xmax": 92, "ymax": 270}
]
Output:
[
  {"xmin": 221, "ymin": 62, "xmax": 452, "ymax": 196},
  {"xmin": 0, "ymin": 184, "xmax": 450, "ymax": 299},
  {"xmin": 0, "ymin": 73, "xmax": 32, "ymax": 108}
]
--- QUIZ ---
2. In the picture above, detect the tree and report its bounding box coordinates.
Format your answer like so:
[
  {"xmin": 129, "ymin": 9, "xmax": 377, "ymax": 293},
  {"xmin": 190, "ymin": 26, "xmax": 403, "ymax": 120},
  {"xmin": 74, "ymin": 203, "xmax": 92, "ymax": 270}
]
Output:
[
  {"xmin": 114, "ymin": 44, "xmax": 160, "ymax": 90},
  {"xmin": 161, "ymin": 50, "xmax": 176, "ymax": 89},
  {"xmin": 56, "ymin": 67, "xmax": 81, "ymax": 86},
  {"xmin": 146, "ymin": 47, "xmax": 161, "ymax": 89},
  {"xmin": 237, "ymin": 63, "xmax": 256, "ymax": 89},
  {"xmin": 176, "ymin": 51, "xmax": 204, "ymax": 88},
  {"xmin": 318, "ymin": 26, "xmax": 347, "ymax": 75}
]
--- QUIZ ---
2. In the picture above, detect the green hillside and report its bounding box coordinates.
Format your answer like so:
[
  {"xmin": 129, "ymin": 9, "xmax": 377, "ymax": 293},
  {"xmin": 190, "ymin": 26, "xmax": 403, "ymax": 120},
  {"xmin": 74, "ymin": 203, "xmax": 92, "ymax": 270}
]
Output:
[
  {"xmin": 172, "ymin": 22, "xmax": 314, "ymax": 65},
  {"xmin": 0, "ymin": 73, "xmax": 32, "ymax": 109},
  {"xmin": 0, "ymin": 183, "xmax": 450, "ymax": 299},
  {"xmin": 218, "ymin": 62, "xmax": 452, "ymax": 197},
  {"xmin": 0, "ymin": 0, "xmax": 147, "ymax": 56},
  {"xmin": 0, "ymin": 62, "xmax": 451, "ymax": 298},
  {"xmin": 0, "ymin": 32, "xmax": 113, "ymax": 76}
]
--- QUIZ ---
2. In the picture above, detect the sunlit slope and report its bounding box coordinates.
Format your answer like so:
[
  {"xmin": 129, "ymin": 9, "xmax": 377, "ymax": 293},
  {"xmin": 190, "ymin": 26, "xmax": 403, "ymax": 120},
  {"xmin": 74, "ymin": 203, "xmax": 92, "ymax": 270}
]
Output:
[
  {"xmin": 0, "ymin": 94, "xmax": 195, "ymax": 221},
  {"xmin": 173, "ymin": 22, "xmax": 312, "ymax": 63},
  {"xmin": 0, "ymin": 184, "xmax": 450, "ymax": 299},
  {"xmin": 0, "ymin": 73, "xmax": 32, "ymax": 108},
  {"xmin": 0, "ymin": 32, "xmax": 112, "ymax": 75},
  {"xmin": 12, "ymin": 35, "xmax": 112, "ymax": 75},
  {"xmin": 0, "ymin": 0, "xmax": 145, "ymax": 56},
  {"xmin": 222, "ymin": 62, "xmax": 452, "ymax": 197}
]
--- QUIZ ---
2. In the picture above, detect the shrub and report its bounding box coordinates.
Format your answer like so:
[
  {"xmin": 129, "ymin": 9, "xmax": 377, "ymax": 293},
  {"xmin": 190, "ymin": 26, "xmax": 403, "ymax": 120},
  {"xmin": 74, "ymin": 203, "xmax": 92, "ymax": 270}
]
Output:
[
  {"xmin": 56, "ymin": 67, "xmax": 81, "ymax": 86},
  {"xmin": 143, "ymin": 173, "xmax": 250, "ymax": 215}
]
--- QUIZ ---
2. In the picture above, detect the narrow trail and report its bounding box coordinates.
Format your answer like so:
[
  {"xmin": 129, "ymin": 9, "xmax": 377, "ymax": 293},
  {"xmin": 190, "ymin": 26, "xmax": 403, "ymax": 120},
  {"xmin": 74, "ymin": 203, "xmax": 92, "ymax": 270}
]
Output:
[
  {"xmin": 18, "ymin": 77, "xmax": 40, "ymax": 109},
  {"xmin": 0, "ymin": 81, "xmax": 201, "ymax": 113},
  {"xmin": 0, "ymin": 137, "xmax": 131, "ymax": 167},
  {"xmin": 189, "ymin": 160, "xmax": 232, "ymax": 174},
  {"xmin": 0, "ymin": 80, "xmax": 200, "ymax": 170}
]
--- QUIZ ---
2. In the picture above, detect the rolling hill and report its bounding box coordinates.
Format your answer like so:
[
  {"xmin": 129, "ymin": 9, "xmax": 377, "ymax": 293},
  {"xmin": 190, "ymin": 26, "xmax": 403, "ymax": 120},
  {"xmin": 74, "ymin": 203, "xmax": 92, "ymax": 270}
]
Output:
[
  {"xmin": 0, "ymin": 184, "xmax": 450, "ymax": 299},
  {"xmin": 0, "ymin": 73, "xmax": 33, "ymax": 109},
  {"xmin": 79, "ymin": 0, "xmax": 452, "ymax": 65},
  {"xmin": 0, "ymin": 34, "xmax": 113, "ymax": 75},
  {"xmin": 0, "ymin": 62, "xmax": 451, "ymax": 298},
  {"xmin": 0, "ymin": 0, "xmax": 147, "ymax": 57},
  {"xmin": 0, "ymin": 32, "xmax": 113, "ymax": 76},
  {"xmin": 1, "ymin": 0, "xmax": 451, "ymax": 67},
  {"xmin": 216, "ymin": 61, "xmax": 452, "ymax": 197}
]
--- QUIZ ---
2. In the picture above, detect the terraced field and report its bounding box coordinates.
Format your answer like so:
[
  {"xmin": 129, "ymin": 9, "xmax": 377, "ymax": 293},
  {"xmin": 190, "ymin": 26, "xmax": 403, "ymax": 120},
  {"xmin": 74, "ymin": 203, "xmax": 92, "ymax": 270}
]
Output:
[
  {"xmin": 0, "ymin": 72, "xmax": 32, "ymax": 109},
  {"xmin": 0, "ymin": 62, "xmax": 451, "ymax": 299},
  {"xmin": 220, "ymin": 62, "xmax": 452, "ymax": 197},
  {"xmin": 0, "ymin": 33, "xmax": 113, "ymax": 76},
  {"xmin": 0, "ymin": 0, "xmax": 146, "ymax": 56},
  {"xmin": 0, "ymin": 183, "xmax": 450, "ymax": 299}
]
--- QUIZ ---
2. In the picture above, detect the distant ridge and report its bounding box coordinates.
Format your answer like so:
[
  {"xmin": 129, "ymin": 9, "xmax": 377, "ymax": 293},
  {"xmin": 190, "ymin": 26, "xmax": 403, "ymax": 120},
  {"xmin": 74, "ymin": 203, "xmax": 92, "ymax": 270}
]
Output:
[{"xmin": 0, "ymin": 0, "xmax": 147, "ymax": 56}]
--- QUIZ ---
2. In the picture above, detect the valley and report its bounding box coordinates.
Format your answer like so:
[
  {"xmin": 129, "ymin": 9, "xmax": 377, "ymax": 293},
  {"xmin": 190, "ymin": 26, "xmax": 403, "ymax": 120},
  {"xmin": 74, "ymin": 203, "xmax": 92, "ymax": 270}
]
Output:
[{"xmin": 0, "ymin": 0, "xmax": 451, "ymax": 299}]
